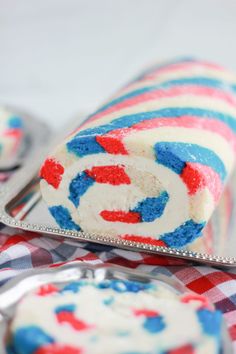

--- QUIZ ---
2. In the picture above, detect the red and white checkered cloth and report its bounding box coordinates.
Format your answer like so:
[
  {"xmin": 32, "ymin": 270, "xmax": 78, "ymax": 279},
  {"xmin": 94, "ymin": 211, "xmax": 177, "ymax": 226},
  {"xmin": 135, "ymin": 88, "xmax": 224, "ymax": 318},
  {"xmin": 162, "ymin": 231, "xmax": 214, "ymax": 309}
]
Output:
[{"xmin": 0, "ymin": 227, "xmax": 236, "ymax": 351}]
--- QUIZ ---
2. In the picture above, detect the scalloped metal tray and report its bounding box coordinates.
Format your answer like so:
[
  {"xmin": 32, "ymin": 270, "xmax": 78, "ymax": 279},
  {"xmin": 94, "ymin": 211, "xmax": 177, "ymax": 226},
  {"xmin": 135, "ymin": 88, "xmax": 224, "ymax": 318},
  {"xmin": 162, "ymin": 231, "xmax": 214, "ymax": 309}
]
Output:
[
  {"xmin": 0, "ymin": 115, "xmax": 235, "ymax": 267},
  {"xmin": 0, "ymin": 263, "xmax": 232, "ymax": 353}
]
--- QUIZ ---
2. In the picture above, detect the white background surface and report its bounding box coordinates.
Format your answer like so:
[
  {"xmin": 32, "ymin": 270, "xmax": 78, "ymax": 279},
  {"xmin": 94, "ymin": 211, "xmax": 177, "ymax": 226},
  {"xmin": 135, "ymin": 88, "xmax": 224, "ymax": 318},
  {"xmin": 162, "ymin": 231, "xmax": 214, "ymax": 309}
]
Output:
[{"xmin": 0, "ymin": 0, "xmax": 236, "ymax": 128}]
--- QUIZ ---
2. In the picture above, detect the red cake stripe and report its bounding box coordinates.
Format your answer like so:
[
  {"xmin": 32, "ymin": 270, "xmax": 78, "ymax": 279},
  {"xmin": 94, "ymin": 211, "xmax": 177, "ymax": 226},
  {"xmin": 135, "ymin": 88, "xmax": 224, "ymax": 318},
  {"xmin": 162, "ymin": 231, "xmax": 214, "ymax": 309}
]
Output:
[
  {"xmin": 86, "ymin": 165, "xmax": 131, "ymax": 185},
  {"xmin": 142, "ymin": 61, "xmax": 225, "ymax": 81},
  {"xmin": 40, "ymin": 158, "xmax": 64, "ymax": 189},
  {"xmin": 96, "ymin": 135, "xmax": 128, "ymax": 154},
  {"xmin": 4, "ymin": 129, "xmax": 22, "ymax": 138},
  {"xmin": 133, "ymin": 309, "xmax": 159, "ymax": 317},
  {"xmin": 180, "ymin": 163, "xmax": 205, "ymax": 195},
  {"xmin": 56, "ymin": 311, "xmax": 93, "ymax": 331},
  {"xmin": 37, "ymin": 284, "xmax": 59, "ymax": 296},
  {"xmin": 181, "ymin": 162, "xmax": 222, "ymax": 201},
  {"xmin": 35, "ymin": 344, "xmax": 82, "ymax": 354},
  {"xmin": 168, "ymin": 344, "xmax": 194, "ymax": 354},
  {"xmin": 100, "ymin": 210, "xmax": 140, "ymax": 223},
  {"xmin": 122, "ymin": 235, "xmax": 167, "ymax": 247},
  {"xmin": 181, "ymin": 293, "xmax": 213, "ymax": 310}
]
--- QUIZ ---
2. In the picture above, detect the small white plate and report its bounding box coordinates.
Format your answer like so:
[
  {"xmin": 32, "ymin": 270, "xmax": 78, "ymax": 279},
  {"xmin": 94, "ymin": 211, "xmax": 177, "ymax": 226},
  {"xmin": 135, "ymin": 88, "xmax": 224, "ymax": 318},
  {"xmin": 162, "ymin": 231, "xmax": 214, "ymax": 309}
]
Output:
[{"xmin": 0, "ymin": 263, "xmax": 232, "ymax": 354}]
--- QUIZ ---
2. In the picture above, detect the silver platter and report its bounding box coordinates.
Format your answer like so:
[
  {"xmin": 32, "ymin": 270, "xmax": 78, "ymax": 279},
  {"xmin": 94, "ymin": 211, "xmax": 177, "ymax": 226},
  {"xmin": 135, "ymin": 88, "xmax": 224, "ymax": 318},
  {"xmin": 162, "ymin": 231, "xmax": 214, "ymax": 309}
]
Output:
[
  {"xmin": 0, "ymin": 115, "xmax": 235, "ymax": 267},
  {"xmin": 0, "ymin": 263, "xmax": 232, "ymax": 353}
]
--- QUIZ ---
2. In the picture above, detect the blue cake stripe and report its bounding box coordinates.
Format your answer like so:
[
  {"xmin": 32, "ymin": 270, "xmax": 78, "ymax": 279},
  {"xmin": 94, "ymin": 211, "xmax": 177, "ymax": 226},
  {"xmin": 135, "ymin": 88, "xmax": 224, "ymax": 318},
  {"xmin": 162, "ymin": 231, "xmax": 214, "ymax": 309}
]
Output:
[
  {"xmin": 197, "ymin": 309, "xmax": 223, "ymax": 336},
  {"xmin": 49, "ymin": 205, "xmax": 81, "ymax": 231},
  {"xmin": 61, "ymin": 281, "xmax": 86, "ymax": 293},
  {"xmin": 69, "ymin": 172, "xmax": 94, "ymax": 207},
  {"xmin": 12, "ymin": 326, "xmax": 54, "ymax": 354},
  {"xmin": 67, "ymin": 135, "xmax": 105, "ymax": 157},
  {"xmin": 97, "ymin": 279, "xmax": 153, "ymax": 292},
  {"xmin": 60, "ymin": 279, "xmax": 154, "ymax": 295},
  {"xmin": 160, "ymin": 219, "xmax": 205, "ymax": 247},
  {"xmin": 8, "ymin": 116, "xmax": 23, "ymax": 128},
  {"xmin": 143, "ymin": 315, "xmax": 166, "ymax": 334},
  {"xmin": 161, "ymin": 77, "xmax": 236, "ymax": 90},
  {"xmin": 90, "ymin": 77, "xmax": 235, "ymax": 117},
  {"xmin": 132, "ymin": 192, "xmax": 169, "ymax": 222},
  {"xmin": 55, "ymin": 304, "xmax": 76, "ymax": 314},
  {"xmin": 155, "ymin": 142, "xmax": 226, "ymax": 181}
]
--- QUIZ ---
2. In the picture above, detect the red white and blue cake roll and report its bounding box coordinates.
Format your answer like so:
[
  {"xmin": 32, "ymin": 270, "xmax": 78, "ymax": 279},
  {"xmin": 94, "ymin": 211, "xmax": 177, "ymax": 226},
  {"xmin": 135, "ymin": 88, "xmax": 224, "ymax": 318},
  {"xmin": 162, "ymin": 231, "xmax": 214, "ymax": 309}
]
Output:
[
  {"xmin": 0, "ymin": 107, "xmax": 24, "ymax": 167},
  {"xmin": 6, "ymin": 279, "xmax": 223, "ymax": 354},
  {"xmin": 40, "ymin": 58, "xmax": 236, "ymax": 248}
]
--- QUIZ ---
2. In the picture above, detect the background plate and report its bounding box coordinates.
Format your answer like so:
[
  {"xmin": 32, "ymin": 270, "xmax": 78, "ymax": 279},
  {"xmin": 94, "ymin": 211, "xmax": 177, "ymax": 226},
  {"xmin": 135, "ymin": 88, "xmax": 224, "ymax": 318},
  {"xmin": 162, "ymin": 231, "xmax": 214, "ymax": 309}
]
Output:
[{"xmin": 0, "ymin": 263, "xmax": 233, "ymax": 354}]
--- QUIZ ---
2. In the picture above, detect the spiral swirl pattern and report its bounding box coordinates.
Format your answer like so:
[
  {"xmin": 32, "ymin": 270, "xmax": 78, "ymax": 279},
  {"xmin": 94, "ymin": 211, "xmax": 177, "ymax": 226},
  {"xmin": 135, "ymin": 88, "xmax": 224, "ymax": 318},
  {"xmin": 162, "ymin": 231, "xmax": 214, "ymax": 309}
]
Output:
[{"xmin": 40, "ymin": 58, "xmax": 236, "ymax": 248}]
